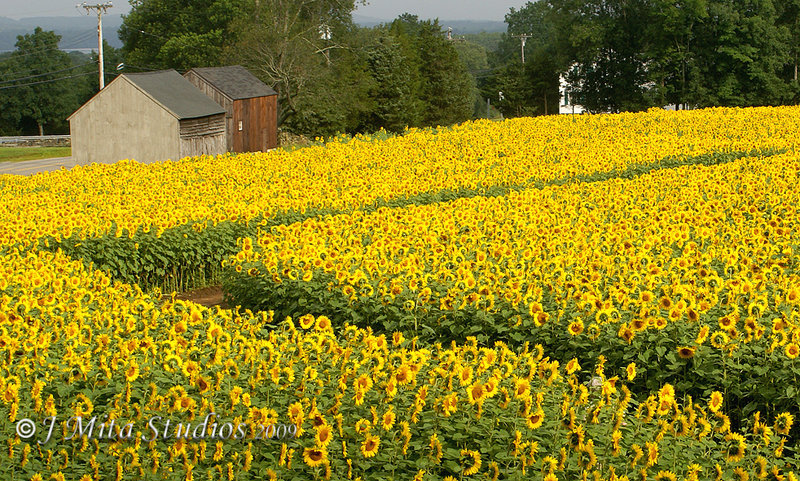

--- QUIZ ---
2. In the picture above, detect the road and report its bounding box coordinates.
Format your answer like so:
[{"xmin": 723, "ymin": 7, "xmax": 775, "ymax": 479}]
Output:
[{"xmin": 0, "ymin": 157, "xmax": 78, "ymax": 176}]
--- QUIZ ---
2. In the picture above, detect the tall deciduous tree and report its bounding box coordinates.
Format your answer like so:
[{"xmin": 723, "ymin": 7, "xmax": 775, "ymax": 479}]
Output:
[
  {"xmin": 548, "ymin": 0, "xmax": 655, "ymax": 113},
  {"xmin": 284, "ymin": 24, "xmax": 376, "ymax": 136},
  {"xmin": 226, "ymin": 0, "xmax": 367, "ymax": 127},
  {"xmin": 645, "ymin": 0, "xmax": 708, "ymax": 109},
  {"xmin": 688, "ymin": 0, "xmax": 792, "ymax": 107},
  {"xmin": 0, "ymin": 28, "xmax": 79, "ymax": 135},
  {"xmin": 778, "ymin": 0, "xmax": 800, "ymax": 91},
  {"xmin": 119, "ymin": 0, "xmax": 246, "ymax": 71}
]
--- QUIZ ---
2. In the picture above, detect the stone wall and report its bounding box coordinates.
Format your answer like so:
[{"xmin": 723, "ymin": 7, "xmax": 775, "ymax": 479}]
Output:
[{"xmin": 0, "ymin": 136, "xmax": 71, "ymax": 148}]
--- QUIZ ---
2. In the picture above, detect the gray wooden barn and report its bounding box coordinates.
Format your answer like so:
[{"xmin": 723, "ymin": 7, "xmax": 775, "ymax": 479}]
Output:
[
  {"xmin": 183, "ymin": 66, "xmax": 278, "ymax": 152},
  {"xmin": 68, "ymin": 69, "xmax": 227, "ymax": 165}
]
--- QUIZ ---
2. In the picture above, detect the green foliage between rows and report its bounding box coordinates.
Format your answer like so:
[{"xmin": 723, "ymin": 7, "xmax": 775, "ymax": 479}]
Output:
[{"xmin": 38, "ymin": 148, "xmax": 778, "ymax": 296}]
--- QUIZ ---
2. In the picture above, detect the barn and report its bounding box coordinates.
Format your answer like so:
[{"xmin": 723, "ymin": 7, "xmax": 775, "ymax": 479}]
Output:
[
  {"xmin": 68, "ymin": 69, "xmax": 227, "ymax": 165},
  {"xmin": 183, "ymin": 66, "xmax": 278, "ymax": 152}
]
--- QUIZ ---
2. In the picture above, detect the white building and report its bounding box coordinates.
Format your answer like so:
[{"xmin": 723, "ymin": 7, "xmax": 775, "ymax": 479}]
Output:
[{"xmin": 559, "ymin": 73, "xmax": 585, "ymax": 115}]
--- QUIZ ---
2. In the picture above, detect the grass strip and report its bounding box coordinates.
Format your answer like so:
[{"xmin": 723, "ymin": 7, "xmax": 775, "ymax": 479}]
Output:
[{"xmin": 0, "ymin": 146, "xmax": 71, "ymax": 163}]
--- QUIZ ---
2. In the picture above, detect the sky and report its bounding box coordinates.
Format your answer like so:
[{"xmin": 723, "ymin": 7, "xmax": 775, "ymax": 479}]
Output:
[{"xmin": 0, "ymin": 0, "xmax": 531, "ymax": 21}]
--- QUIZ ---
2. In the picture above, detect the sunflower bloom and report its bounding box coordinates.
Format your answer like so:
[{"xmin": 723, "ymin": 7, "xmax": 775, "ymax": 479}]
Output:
[
  {"xmin": 461, "ymin": 449, "xmax": 482, "ymax": 476},
  {"xmin": 302, "ymin": 447, "xmax": 327, "ymax": 468},
  {"xmin": 361, "ymin": 434, "xmax": 380, "ymax": 458}
]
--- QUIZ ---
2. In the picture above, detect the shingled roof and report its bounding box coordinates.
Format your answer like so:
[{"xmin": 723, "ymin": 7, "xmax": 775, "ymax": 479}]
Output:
[
  {"xmin": 186, "ymin": 66, "xmax": 278, "ymax": 100},
  {"xmin": 123, "ymin": 70, "xmax": 226, "ymax": 120}
]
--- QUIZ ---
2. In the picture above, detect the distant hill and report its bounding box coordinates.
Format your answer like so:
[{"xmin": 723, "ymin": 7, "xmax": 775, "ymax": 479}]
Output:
[
  {"xmin": 0, "ymin": 15, "xmax": 123, "ymax": 52},
  {"xmin": 352, "ymin": 14, "xmax": 506, "ymax": 34},
  {"xmin": 0, "ymin": 14, "xmax": 503, "ymax": 52}
]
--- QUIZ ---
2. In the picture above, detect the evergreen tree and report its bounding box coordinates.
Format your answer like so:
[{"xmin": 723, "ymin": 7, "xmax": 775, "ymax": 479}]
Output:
[
  {"xmin": 416, "ymin": 21, "xmax": 474, "ymax": 127},
  {"xmin": 364, "ymin": 36, "xmax": 420, "ymax": 132}
]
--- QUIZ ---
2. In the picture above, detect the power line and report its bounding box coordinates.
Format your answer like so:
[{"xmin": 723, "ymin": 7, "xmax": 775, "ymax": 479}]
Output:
[
  {"xmin": 0, "ymin": 71, "xmax": 95, "ymax": 90},
  {"xmin": 0, "ymin": 62, "xmax": 95, "ymax": 86},
  {"xmin": 61, "ymin": 30, "xmax": 99, "ymax": 48},
  {"xmin": 120, "ymin": 63, "xmax": 161, "ymax": 72},
  {"xmin": 0, "ymin": 32, "xmax": 97, "ymax": 66},
  {"xmin": 0, "ymin": 52, "xmax": 116, "ymax": 80}
]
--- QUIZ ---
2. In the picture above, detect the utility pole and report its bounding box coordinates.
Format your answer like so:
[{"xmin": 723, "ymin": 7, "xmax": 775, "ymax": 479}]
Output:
[
  {"xmin": 511, "ymin": 34, "xmax": 532, "ymax": 64},
  {"xmin": 79, "ymin": 2, "xmax": 113, "ymax": 90}
]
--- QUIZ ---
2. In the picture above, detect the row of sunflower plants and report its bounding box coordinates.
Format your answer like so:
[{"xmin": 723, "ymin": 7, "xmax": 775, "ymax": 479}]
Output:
[
  {"xmin": 35, "ymin": 144, "xmax": 777, "ymax": 295},
  {"xmin": 223, "ymin": 149, "xmax": 800, "ymax": 437},
  {"xmin": 3, "ymin": 107, "xmax": 798, "ymax": 295},
  {"xmin": 0, "ymin": 249, "xmax": 798, "ymax": 480}
]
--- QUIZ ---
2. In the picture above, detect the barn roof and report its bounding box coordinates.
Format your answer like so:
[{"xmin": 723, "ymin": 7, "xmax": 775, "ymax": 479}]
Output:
[
  {"xmin": 186, "ymin": 66, "xmax": 278, "ymax": 100},
  {"xmin": 123, "ymin": 70, "xmax": 226, "ymax": 119}
]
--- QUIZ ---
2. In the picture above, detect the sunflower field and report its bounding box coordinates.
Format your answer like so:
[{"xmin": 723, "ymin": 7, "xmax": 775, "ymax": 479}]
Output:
[{"xmin": 1, "ymin": 106, "xmax": 800, "ymax": 480}]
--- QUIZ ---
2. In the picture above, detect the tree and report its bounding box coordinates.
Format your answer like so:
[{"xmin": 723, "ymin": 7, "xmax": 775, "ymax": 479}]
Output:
[
  {"xmin": 284, "ymin": 25, "xmax": 377, "ymax": 136},
  {"xmin": 0, "ymin": 28, "xmax": 81, "ymax": 135},
  {"xmin": 778, "ymin": 0, "xmax": 800, "ymax": 86},
  {"xmin": 453, "ymin": 41, "xmax": 489, "ymax": 74},
  {"xmin": 481, "ymin": 61, "xmax": 539, "ymax": 117},
  {"xmin": 644, "ymin": 0, "xmax": 708, "ymax": 109},
  {"xmin": 119, "ymin": 0, "xmax": 247, "ymax": 71},
  {"xmin": 364, "ymin": 36, "xmax": 420, "ymax": 132},
  {"xmin": 547, "ymin": 0, "xmax": 655, "ymax": 113},
  {"xmin": 416, "ymin": 21, "xmax": 474, "ymax": 126},
  {"xmin": 226, "ymin": 0, "xmax": 367, "ymax": 127},
  {"xmin": 687, "ymin": 0, "xmax": 792, "ymax": 107},
  {"xmin": 453, "ymin": 40, "xmax": 491, "ymax": 117},
  {"xmin": 381, "ymin": 15, "xmax": 473, "ymax": 128},
  {"xmin": 480, "ymin": 1, "xmax": 563, "ymax": 117}
]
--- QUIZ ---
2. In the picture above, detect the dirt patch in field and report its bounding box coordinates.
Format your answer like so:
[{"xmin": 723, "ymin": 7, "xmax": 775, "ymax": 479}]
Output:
[{"xmin": 171, "ymin": 285, "xmax": 228, "ymax": 309}]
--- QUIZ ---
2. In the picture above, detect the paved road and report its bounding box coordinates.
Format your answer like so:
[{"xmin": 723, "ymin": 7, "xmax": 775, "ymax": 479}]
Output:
[{"xmin": 0, "ymin": 157, "xmax": 78, "ymax": 176}]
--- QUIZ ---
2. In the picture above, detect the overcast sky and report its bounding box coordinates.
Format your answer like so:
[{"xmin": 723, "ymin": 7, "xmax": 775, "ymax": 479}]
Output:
[{"xmin": 1, "ymin": 0, "xmax": 531, "ymax": 21}]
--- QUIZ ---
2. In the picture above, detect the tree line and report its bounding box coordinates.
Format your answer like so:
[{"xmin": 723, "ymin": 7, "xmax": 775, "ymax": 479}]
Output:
[
  {"xmin": 118, "ymin": 0, "xmax": 476, "ymax": 137},
  {"xmin": 0, "ymin": 27, "xmax": 122, "ymax": 136},
  {"xmin": 1, "ymin": 0, "xmax": 798, "ymax": 137},
  {"xmin": 485, "ymin": 0, "xmax": 800, "ymax": 116}
]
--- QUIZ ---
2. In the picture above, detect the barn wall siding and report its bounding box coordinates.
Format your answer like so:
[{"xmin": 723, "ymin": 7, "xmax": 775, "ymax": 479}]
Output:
[
  {"xmin": 233, "ymin": 96, "xmax": 278, "ymax": 152},
  {"xmin": 179, "ymin": 134, "xmax": 226, "ymax": 159},
  {"xmin": 179, "ymin": 115, "xmax": 225, "ymax": 138},
  {"xmin": 184, "ymin": 72, "xmax": 235, "ymax": 151},
  {"xmin": 70, "ymin": 78, "xmax": 180, "ymax": 165},
  {"xmin": 266, "ymin": 95, "xmax": 278, "ymax": 150},
  {"xmin": 179, "ymin": 114, "xmax": 227, "ymax": 158}
]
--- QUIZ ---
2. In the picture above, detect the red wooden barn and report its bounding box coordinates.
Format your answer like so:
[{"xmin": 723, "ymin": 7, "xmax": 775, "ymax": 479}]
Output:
[{"xmin": 184, "ymin": 66, "xmax": 278, "ymax": 152}]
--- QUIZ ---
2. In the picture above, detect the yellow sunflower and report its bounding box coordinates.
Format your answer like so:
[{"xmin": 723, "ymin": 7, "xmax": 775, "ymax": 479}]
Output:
[
  {"xmin": 709, "ymin": 391, "xmax": 724, "ymax": 413},
  {"xmin": 461, "ymin": 449, "xmax": 482, "ymax": 476},
  {"xmin": 626, "ymin": 362, "xmax": 637, "ymax": 381},
  {"xmin": 567, "ymin": 320, "xmax": 584, "ymax": 336},
  {"xmin": 361, "ymin": 434, "xmax": 380, "ymax": 458},
  {"xmin": 302, "ymin": 446, "xmax": 327, "ymax": 468},
  {"xmin": 315, "ymin": 425, "xmax": 334, "ymax": 447}
]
